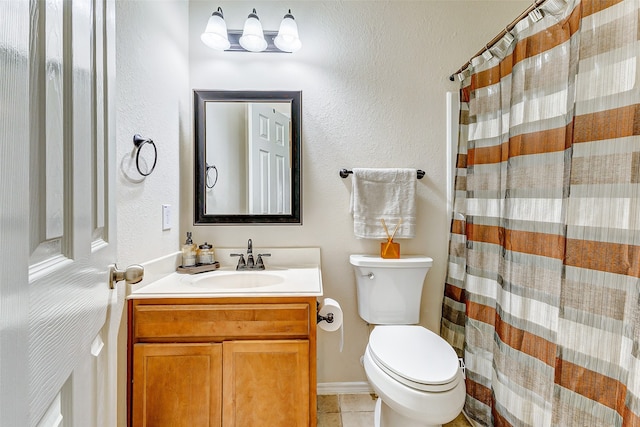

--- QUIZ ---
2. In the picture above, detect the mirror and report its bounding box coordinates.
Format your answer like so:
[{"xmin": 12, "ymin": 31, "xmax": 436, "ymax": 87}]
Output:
[{"xmin": 194, "ymin": 90, "xmax": 302, "ymax": 224}]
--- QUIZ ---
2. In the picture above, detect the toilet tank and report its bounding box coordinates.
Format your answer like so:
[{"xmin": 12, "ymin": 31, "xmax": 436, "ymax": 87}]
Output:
[{"xmin": 350, "ymin": 255, "xmax": 433, "ymax": 325}]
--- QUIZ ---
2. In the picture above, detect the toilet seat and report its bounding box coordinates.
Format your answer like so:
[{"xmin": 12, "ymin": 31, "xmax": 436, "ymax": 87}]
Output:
[{"xmin": 368, "ymin": 325, "xmax": 461, "ymax": 392}]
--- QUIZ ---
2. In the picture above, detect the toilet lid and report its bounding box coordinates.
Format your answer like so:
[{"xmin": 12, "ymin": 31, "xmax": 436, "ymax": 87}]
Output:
[{"xmin": 368, "ymin": 325, "xmax": 460, "ymax": 390}]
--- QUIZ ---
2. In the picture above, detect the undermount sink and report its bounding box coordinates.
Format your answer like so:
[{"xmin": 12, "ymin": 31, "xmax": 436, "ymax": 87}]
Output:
[{"xmin": 185, "ymin": 270, "xmax": 286, "ymax": 289}]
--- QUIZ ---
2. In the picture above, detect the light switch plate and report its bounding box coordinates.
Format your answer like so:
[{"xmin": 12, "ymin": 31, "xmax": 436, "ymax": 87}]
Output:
[{"xmin": 162, "ymin": 204, "xmax": 171, "ymax": 230}]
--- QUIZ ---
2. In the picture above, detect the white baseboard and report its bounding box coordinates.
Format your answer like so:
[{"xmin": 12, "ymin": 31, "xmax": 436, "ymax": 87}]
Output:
[
  {"xmin": 317, "ymin": 382, "xmax": 374, "ymax": 395},
  {"xmin": 320, "ymin": 382, "xmax": 476, "ymax": 426}
]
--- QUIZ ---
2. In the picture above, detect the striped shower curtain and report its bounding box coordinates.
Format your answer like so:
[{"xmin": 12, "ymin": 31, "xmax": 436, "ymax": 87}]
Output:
[{"xmin": 441, "ymin": 0, "xmax": 640, "ymax": 425}]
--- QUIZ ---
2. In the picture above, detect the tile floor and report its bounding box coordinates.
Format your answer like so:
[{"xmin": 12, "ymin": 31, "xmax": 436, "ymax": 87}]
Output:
[{"xmin": 317, "ymin": 394, "xmax": 471, "ymax": 427}]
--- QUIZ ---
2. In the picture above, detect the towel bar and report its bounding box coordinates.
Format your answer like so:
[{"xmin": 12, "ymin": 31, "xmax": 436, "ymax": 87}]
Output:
[{"xmin": 339, "ymin": 168, "xmax": 425, "ymax": 179}]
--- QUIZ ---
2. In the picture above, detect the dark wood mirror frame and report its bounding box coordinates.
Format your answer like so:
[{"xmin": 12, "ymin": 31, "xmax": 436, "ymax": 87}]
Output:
[{"xmin": 194, "ymin": 90, "xmax": 302, "ymax": 224}]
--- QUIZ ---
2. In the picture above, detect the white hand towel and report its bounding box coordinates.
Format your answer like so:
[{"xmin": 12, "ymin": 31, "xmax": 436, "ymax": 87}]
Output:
[{"xmin": 349, "ymin": 168, "xmax": 417, "ymax": 239}]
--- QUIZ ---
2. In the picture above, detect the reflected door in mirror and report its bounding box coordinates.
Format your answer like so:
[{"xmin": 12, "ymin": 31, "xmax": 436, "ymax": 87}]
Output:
[{"xmin": 248, "ymin": 103, "xmax": 291, "ymax": 214}]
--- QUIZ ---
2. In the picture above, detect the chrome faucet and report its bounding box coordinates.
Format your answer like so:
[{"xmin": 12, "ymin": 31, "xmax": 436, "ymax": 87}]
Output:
[
  {"xmin": 246, "ymin": 238, "xmax": 254, "ymax": 268},
  {"xmin": 231, "ymin": 239, "xmax": 271, "ymax": 270}
]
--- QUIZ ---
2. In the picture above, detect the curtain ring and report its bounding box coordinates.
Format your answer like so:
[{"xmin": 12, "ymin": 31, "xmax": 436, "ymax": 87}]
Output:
[
  {"xmin": 529, "ymin": 0, "xmax": 544, "ymax": 22},
  {"xmin": 133, "ymin": 134, "xmax": 157, "ymax": 177},
  {"xmin": 206, "ymin": 163, "xmax": 218, "ymax": 189},
  {"xmin": 482, "ymin": 44, "xmax": 493, "ymax": 61}
]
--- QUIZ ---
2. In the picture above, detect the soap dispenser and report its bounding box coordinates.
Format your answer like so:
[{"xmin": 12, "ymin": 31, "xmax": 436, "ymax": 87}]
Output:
[{"xmin": 181, "ymin": 232, "xmax": 197, "ymax": 267}]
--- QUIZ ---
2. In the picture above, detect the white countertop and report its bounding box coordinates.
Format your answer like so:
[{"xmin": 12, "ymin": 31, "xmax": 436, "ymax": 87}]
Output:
[{"xmin": 128, "ymin": 247, "xmax": 323, "ymax": 299}]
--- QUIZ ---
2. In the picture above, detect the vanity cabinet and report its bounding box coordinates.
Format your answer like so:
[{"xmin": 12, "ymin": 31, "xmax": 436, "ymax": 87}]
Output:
[{"xmin": 127, "ymin": 297, "xmax": 317, "ymax": 427}]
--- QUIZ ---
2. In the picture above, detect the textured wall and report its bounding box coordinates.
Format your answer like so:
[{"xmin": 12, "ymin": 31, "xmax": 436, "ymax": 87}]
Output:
[
  {"xmin": 116, "ymin": 0, "xmax": 189, "ymax": 267},
  {"xmin": 184, "ymin": 1, "xmax": 528, "ymax": 384},
  {"xmin": 115, "ymin": 2, "xmax": 189, "ymax": 424}
]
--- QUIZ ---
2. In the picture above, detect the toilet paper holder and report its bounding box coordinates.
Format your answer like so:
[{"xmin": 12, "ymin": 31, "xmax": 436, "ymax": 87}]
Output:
[{"xmin": 316, "ymin": 301, "xmax": 335, "ymax": 324}]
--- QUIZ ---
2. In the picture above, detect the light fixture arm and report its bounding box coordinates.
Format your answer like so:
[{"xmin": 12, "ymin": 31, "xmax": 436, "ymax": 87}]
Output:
[{"xmin": 212, "ymin": 6, "xmax": 224, "ymax": 19}]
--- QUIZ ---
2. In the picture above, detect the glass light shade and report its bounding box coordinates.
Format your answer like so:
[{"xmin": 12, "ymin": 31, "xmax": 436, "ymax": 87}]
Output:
[
  {"xmin": 274, "ymin": 11, "xmax": 301, "ymax": 53},
  {"xmin": 239, "ymin": 10, "xmax": 267, "ymax": 52},
  {"xmin": 201, "ymin": 9, "xmax": 230, "ymax": 50}
]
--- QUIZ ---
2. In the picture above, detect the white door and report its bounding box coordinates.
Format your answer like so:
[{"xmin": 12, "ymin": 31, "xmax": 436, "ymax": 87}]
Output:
[
  {"xmin": 1, "ymin": 1, "xmax": 119, "ymax": 426},
  {"xmin": 248, "ymin": 103, "xmax": 291, "ymax": 214}
]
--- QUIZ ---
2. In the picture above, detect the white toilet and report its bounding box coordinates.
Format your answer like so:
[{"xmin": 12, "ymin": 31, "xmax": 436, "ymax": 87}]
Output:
[{"xmin": 350, "ymin": 254, "xmax": 466, "ymax": 427}]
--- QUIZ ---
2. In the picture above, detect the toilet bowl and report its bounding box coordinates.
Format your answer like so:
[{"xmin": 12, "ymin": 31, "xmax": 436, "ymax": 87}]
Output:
[
  {"xmin": 363, "ymin": 325, "xmax": 465, "ymax": 427},
  {"xmin": 350, "ymin": 255, "xmax": 466, "ymax": 427}
]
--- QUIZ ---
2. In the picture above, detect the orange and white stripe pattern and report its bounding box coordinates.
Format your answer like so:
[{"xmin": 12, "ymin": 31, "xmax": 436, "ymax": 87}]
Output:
[{"xmin": 442, "ymin": 0, "xmax": 640, "ymax": 425}]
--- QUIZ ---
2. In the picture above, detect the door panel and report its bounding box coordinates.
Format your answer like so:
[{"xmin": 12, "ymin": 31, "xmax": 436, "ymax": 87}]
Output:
[
  {"xmin": 1, "ymin": 0, "xmax": 118, "ymax": 425},
  {"xmin": 133, "ymin": 343, "xmax": 223, "ymax": 427},
  {"xmin": 223, "ymin": 340, "xmax": 310, "ymax": 426},
  {"xmin": 1, "ymin": 2, "xmax": 31, "ymax": 424}
]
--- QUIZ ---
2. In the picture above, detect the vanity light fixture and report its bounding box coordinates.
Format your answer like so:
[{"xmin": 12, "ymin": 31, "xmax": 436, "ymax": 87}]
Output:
[
  {"xmin": 201, "ymin": 7, "xmax": 302, "ymax": 53},
  {"xmin": 239, "ymin": 9, "xmax": 268, "ymax": 52},
  {"xmin": 201, "ymin": 7, "xmax": 231, "ymax": 50},
  {"xmin": 274, "ymin": 10, "xmax": 301, "ymax": 53}
]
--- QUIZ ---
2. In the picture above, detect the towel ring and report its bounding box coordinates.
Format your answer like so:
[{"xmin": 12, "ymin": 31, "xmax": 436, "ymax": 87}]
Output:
[
  {"xmin": 206, "ymin": 163, "xmax": 218, "ymax": 189},
  {"xmin": 133, "ymin": 134, "xmax": 157, "ymax": 177}
]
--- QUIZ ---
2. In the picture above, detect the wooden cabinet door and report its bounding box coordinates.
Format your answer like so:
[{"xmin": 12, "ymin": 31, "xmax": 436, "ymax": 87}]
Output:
[
  {"xmin": 132, "ymin": 343, "xmax": 222, "ymax": 427},
  {"xmin": 223, "ymin": 340, "xmax": 310, "ymax": 427}
]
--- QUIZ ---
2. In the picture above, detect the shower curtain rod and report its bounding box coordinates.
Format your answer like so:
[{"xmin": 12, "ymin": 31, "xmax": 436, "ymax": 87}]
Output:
[{"xmin": 449, "ymin": 0, "xmax": 546, "ymax": 81}]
